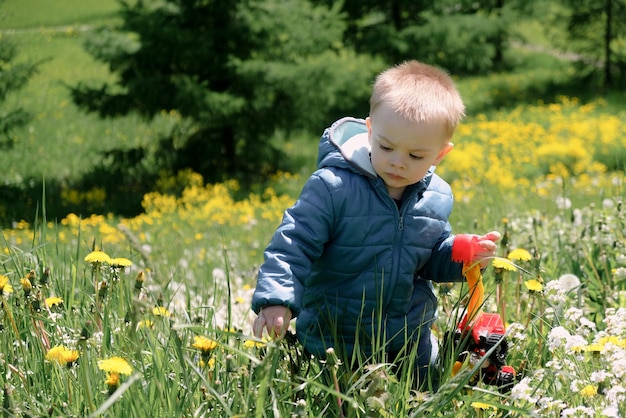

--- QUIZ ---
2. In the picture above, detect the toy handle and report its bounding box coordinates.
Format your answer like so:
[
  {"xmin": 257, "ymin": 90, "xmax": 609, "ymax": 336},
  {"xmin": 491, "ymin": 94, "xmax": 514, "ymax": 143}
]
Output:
[{"xmin": 452, "ymin": 235, "xmax": 484, "ymax": 322}]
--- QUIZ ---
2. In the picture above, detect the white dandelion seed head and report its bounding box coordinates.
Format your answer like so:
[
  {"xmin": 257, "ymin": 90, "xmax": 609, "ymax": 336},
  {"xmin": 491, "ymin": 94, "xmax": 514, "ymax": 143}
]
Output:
[
  {"xmin": 212, "ymin": 268, "xmax": 226, "ymax": 282},
  {"xmin": 556, "ymin": 196, "xmax": 572, "ymax": 210},
  {"xmin": 558, "ymin": 274, "xmax": 581, "ymax": 293},
  {"xmin": 602, "ymin": 198, "xmax": 615, "ymax": 209}
]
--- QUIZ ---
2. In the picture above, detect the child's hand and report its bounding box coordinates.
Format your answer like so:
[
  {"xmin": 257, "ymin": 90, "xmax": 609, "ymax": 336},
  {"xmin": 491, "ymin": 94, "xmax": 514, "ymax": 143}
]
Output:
[
  {"xmin": 473, "ymin": 231, "xmax": 501, "ymax": 268},
  {"xmin": 253, "ymin": 305, "xmax": 293, "ymax": 339}
]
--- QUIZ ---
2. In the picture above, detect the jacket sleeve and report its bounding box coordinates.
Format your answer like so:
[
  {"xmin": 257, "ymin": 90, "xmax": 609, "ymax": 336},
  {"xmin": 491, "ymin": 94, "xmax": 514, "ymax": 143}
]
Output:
[
  {"xmin": 251, "ymin": 172, "xmax": 333, "ymax": 316},
  {"xmin": 418, "ymin": 226, "xmax": 464, "ymax": 283}
]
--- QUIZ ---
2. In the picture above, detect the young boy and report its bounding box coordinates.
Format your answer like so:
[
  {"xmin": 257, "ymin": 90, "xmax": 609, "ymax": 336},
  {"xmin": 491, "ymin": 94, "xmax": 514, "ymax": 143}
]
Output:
[{"xmin": 251, "ymin": 60, "xmax": 500, "ymax": 386}]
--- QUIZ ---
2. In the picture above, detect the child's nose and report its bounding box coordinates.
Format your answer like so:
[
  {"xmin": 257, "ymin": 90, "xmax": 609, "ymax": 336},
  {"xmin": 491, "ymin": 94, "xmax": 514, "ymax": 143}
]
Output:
[{"xmin": 390, "ymin": 153, "xmax": 405, "ymax": 168}]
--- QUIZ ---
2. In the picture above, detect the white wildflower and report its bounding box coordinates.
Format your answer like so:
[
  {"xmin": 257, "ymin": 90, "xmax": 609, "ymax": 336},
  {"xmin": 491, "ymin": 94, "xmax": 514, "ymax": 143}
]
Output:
[
  {"xmin": 511, "ymin": 376, "xmax": 540, "ymax": 404},
  {"xmin": 564, "ymin": 307, "xmax": 583, "ymax": 323},
  {"xmin": 537, "ymin": 397, "xmax": 566, "ymax": 414},
  {"xmin": 590, "ymin": 370, "xmax": 611, "ymax": 383},
  {"xmin": 561, "ymin": 406, "xmax": 594, "ymax": 417},
  {"xmin": 604, "ymin": 308, "xmax": 626, "ymax": 336},
  {"xmin": 578, "ymin": 317, "xmax": 596, "ymax": 336},
  {"xmin": 610, "ymin": 358, "xmax": 626, "ymax": 379},
  {"xmin": 602, "ymin": 405, "xmax": 620, "ymax": 418},
  {"xmin": 548, "ymin": 326, "xmax": 572, "ymax": 352},
  {"xmin": 605, "ymin": 385, "xmax": 626, "ymax": 406},
  {"xmin": 570, "ymin": 379, "xmax": 583, "ymax": 392},
  {"xmin": 565, "ymin": 334, "xmax": 587, "ymax": 353},
  {"xmin": 507, "ymin": 322, "xmax": 527, "ymax": 342}
]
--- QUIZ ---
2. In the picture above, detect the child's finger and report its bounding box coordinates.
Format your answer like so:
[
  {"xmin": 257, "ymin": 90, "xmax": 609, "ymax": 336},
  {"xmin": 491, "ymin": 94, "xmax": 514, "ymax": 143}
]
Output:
[
  {"xmin": 480, "ymin": 231, "xmax": 501, "ymax": 242},
  {"xmin": 253, "ymin": 315, "xmax": 266, "ymax": 338}
]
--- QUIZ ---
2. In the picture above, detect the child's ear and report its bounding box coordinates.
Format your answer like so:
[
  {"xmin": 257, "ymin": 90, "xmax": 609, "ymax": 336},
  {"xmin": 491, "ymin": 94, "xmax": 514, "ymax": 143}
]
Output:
[
  {"xmin": 365, "ymin": 117, "xmax": 372, "ymax": 143},
  {"xmin": 434, "ymin": 142, "xmax": 454, "ymax": 165}
]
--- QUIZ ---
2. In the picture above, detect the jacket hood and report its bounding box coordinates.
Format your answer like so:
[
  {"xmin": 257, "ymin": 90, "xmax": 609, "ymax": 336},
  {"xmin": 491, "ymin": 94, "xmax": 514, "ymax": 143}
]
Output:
[{"xmin": 316, "ymin": 117, "xmax": 435, "ymax": 188}]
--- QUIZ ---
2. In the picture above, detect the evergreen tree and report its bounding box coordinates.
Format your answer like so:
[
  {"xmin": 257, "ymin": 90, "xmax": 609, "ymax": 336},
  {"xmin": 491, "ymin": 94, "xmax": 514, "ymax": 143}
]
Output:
[
  {"xmin": 554, "ymin": 0, "xmax": 626, "ymax": 88},
  {"xmin": 311, "ymin": 0, "xmax": 523, "ymax": 73},
  {"xmin": 71, "ymin": 0, "xmax": 382, "ymax": 185},
  {"xmin": 0, "ymin": 10, "xmax": 39, "ymax": 145}
]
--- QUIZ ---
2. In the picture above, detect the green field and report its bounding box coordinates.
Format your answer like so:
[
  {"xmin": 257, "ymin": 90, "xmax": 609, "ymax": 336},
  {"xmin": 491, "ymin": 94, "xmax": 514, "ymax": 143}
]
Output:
[{"xmin": 1, "ymin": 1, "xmax": 626, "ymax": 416}]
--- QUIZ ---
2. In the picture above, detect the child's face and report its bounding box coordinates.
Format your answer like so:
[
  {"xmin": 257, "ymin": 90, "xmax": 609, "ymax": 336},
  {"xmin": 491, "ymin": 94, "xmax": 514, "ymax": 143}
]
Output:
[{"xmin": 367, "ymin": 103, "xmax": 453, "ymax": 200}]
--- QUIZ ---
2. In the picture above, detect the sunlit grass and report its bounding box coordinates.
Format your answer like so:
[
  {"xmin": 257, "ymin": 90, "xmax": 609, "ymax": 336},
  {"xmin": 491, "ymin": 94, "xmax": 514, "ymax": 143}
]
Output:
[
  {"xmin": 1, "ymin": 3, "xmax": 626, "ymax": 415},
  {"xmin": 1, "ymin": 139, "xmax": 624, "ymax": 415}
]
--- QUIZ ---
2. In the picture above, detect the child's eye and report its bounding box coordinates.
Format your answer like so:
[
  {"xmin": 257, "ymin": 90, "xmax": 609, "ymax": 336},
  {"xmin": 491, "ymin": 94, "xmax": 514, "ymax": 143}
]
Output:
[
  {"xmin": 379, "ymin": 144, "xmax": 392, "ymax": 151},
  {"xmin": 410, "ymin": 154, "xmax": 424, "ymax": 160}
]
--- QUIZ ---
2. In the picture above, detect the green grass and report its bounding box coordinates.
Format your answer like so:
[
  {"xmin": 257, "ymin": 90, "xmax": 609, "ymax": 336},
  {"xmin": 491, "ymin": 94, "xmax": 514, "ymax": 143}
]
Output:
[
  {"xmin": 0, "ymin": 0, "xmax": 125, "ymax": 29},
  {"xmin": 1, "ymin": 2, "xmax": 626, "ymax": 415}
]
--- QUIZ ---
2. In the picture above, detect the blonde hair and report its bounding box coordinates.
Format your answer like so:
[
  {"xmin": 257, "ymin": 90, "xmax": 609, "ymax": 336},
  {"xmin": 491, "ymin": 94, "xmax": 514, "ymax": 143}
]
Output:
[{"xmin": 369, "ymin": 60, "xmax": 465, "ymax": 138}]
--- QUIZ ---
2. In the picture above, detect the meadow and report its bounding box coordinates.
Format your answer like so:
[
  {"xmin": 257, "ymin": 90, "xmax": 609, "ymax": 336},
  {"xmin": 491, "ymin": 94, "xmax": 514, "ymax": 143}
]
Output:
[{"xmin": 1, "ymin": 1, "xmax": 626, "ymax": 416}]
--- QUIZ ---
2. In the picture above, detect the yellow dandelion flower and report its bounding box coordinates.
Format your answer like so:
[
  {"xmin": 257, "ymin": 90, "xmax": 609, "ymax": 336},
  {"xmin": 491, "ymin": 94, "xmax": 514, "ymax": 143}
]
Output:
[
  {"xmin": 243, "ymin": 337, "xmax": 269, "ymax": 349},
  {"xmin": 199, "ymin": 357, "xmax": 216, "ymax": 369},
  {"xmin": 21, "ymin": 277, "xmax": 32, "ymax": 292},
  {"xmin": 98, "ymin": 356, "xmax": 133, "ymax": 375},
  {"xmin": 471, "ymin": 401, "xmax": 495, "ymax": 410},
  {"xmin": 492, "ymin": 257, "xmax": 517, "ymax": 271},
  {"xmin": 597, "ymin": 336, "xmax": 626, "ymax": 350},
  {"xmin": 153, "ymin": 306, "xmax": 172, "ymax": 317},
  {"xmin": 45, "ymin": 296, "xmax": 64, "ymax": 308},
  {"xmin": 110, "ymin": 257, "xmax": 133, "ymax": 268},
  {"xmin": 580, "ymin": 385, "xmax": 597, "ymax": 397},
  {"xmin": 137, "ymin": 319, "xmax": 154, "ymax": 329},
  {"xmin": 192, "ymin": 335, "xmax": 218, "ymax": 353},
  {"xmin": 46, "ymin": 345, "xmax": 79, "ymax": 367},
  {"xmin": 105, "ymin": 372, "xmax": 120, "ymax": 388},
  {"xmin": 84, "ymin": 250, "xmax": 111, "ymax": 264},
  {"xmin": 0, "ymin": 274, "xmax": 13, "ymax": 295},
  {"xmin": 524, "ymin": 279, "xmax": 544, "ymax": 292},
  {"xmin": 507, "ymin": 248, "xmax": 532, "ymax": 261},
  {"xmin": 584, "ymin": 343, "xmax": 604, "ymax": 353},
  {"xmin": 235, "ymin": 296, "xmax": 245, "ymax": 304}
]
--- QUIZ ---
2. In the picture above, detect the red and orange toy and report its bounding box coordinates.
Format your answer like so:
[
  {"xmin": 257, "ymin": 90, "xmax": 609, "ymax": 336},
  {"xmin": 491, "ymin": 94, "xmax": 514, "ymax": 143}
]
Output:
[{"xmin": 449, "ymin": 234, "xmax": 516, "ymax": 393}]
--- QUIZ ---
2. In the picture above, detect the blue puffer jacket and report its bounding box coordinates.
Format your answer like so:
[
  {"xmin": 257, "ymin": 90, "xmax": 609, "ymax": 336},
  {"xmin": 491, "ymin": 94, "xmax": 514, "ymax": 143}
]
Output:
[{"xmin": 252, "ymin": 117, "xmax": 464, "ymax": 363}]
